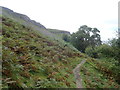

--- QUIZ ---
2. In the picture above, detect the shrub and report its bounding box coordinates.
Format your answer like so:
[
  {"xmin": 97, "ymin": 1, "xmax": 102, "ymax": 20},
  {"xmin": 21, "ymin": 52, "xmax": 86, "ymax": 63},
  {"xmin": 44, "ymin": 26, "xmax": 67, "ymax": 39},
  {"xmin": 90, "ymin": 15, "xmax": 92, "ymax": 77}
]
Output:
[
  {"xmin": 85, "ymin": 44, "xmax": 115, "ymax": 58},
  {"xmin": 95, "ymin": 44, "xmax": 114, "ymax": 58},
  {"xmin": 85, "ymin": 46, "xmax": 98, "ymax": 58},
  {"xmin": 62, "ymin": 34, "xmax": 70, "ymax": 42}
]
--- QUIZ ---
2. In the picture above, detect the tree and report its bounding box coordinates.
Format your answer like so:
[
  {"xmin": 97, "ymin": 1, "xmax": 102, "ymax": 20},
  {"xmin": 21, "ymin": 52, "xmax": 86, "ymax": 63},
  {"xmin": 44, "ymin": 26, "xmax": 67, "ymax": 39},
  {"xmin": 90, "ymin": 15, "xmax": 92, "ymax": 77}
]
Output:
[
  {"xmin": 70, "ymin": 25, "xmax": 101, "ymax": 52},
  {"xmin": 62, "ymin": 34, "xmax": 70, "ymax": 42}
]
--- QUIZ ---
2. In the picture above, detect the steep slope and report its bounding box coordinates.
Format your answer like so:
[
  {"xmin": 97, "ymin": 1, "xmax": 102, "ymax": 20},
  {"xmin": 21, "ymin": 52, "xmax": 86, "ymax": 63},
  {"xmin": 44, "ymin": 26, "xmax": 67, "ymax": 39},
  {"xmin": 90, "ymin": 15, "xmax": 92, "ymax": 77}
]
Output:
[
  {"xmin": 1, "ymin": 6, "xmax": 77, "ymax": 51},
  {"xmin": 1, "ymin": 6, "xmax": 64, "ymax": 42},
  {"xmin": 1, "ymin": 15, "xmax": 86, "ymax": 88},
  {"xmin": 1, "ymin": 6, "xmax": 45, "ymax": 29},
  {"xmin": 1, "ymin": 6, "xmax": 120, "ymax": 88}
]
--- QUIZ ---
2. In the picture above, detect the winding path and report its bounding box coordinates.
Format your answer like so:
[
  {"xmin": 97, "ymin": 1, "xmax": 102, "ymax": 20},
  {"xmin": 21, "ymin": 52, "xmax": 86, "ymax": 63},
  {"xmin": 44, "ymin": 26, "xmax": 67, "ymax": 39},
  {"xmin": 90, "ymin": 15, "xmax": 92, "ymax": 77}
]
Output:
[{"xmin": 73, "ymin": 59, "xmax": 86, "ymax": 88}]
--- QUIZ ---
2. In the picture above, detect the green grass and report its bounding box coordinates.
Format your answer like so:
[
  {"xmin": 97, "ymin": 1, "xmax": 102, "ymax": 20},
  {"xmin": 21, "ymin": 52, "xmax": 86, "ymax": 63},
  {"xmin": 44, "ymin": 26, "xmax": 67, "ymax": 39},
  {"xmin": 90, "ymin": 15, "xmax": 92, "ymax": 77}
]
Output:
[
  {"xmin": 2, "ymin": 7, "xmax": 120, "ymax": 88},
  {"xmin": 80, "ymin": 58, "xmax": 120, "ymax": 88},
  {"xmin": 2, "ymin": 16, "xmax": 86, "ymax": 88}
]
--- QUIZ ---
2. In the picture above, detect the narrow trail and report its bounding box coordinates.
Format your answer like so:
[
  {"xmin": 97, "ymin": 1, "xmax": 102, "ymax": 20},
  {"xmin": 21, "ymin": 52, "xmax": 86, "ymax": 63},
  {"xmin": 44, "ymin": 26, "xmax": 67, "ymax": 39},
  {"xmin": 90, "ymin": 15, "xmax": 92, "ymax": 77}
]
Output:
[{"xmin": 73, "ymin": 59, "xmax": 86, "ymax": 88}]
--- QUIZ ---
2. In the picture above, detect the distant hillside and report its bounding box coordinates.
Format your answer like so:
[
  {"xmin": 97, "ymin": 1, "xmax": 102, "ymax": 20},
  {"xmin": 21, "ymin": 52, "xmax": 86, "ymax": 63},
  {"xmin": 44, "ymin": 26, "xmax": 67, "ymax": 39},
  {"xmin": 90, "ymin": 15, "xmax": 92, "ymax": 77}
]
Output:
[
  {"xmin": 1, "ymin": 6, "xmax": 73, "ymax": 44},
  {"xmin": 1, "ymin": 6, "xmax": 64, "ymax": 42},
  {"xmin": 48, "ymin": 28, "xmax": 70, "ymax": 35},
  {"xmin": 1, "ymin": 6, "xmax": 46, "ymax": 29},
  {"xmin": 47, "ymin": 28, "xmax": 70, "ymax": 39}
]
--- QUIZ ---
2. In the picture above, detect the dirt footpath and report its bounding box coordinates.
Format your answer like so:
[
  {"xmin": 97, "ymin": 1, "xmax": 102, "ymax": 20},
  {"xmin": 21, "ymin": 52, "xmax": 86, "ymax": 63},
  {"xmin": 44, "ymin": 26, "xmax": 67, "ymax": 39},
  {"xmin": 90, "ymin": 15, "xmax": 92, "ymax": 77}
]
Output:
[{"xmin": 73, "ymin": 60, "xmax": 86, "ymax": 88}]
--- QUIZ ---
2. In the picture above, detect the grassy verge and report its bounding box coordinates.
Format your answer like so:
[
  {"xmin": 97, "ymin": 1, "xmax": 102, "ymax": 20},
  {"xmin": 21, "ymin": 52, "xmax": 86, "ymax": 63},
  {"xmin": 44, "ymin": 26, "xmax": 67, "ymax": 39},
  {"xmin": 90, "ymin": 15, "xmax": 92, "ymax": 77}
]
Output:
[{"xmin": 80, "ymin": 58, "xmax": 120, "ymax": 88}]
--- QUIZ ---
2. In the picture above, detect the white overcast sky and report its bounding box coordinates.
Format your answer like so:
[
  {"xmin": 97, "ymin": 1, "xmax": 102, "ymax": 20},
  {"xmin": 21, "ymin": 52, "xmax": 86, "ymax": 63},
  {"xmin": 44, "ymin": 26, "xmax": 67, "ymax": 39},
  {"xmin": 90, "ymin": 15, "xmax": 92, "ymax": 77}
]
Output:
[{"xmin": 0, "ymin": 0, "xmax": 119, "ymax": 41}]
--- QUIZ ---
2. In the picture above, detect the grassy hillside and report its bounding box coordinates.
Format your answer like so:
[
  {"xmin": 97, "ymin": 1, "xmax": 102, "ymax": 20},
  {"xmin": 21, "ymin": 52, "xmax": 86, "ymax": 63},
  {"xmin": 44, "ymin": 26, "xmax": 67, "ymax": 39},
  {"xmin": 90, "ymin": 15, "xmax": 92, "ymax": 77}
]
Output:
[
  {"xmin": 1, "ymin": 6, "xmax": 77, "ymax": 51},
  {"xmin": 2, "ymin": 16, "xmax": 86, "ymax": 88},
  {"xmin": 1, "ymin": 6, "xmax": 64, "ymax": 42},
  {"xmin": 80, "ymin": 58, "xmax": 120, "ymax": 88},
  {"xmin": 1, "ymin": 6, "xmax": 120, "ymax": 88}
]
